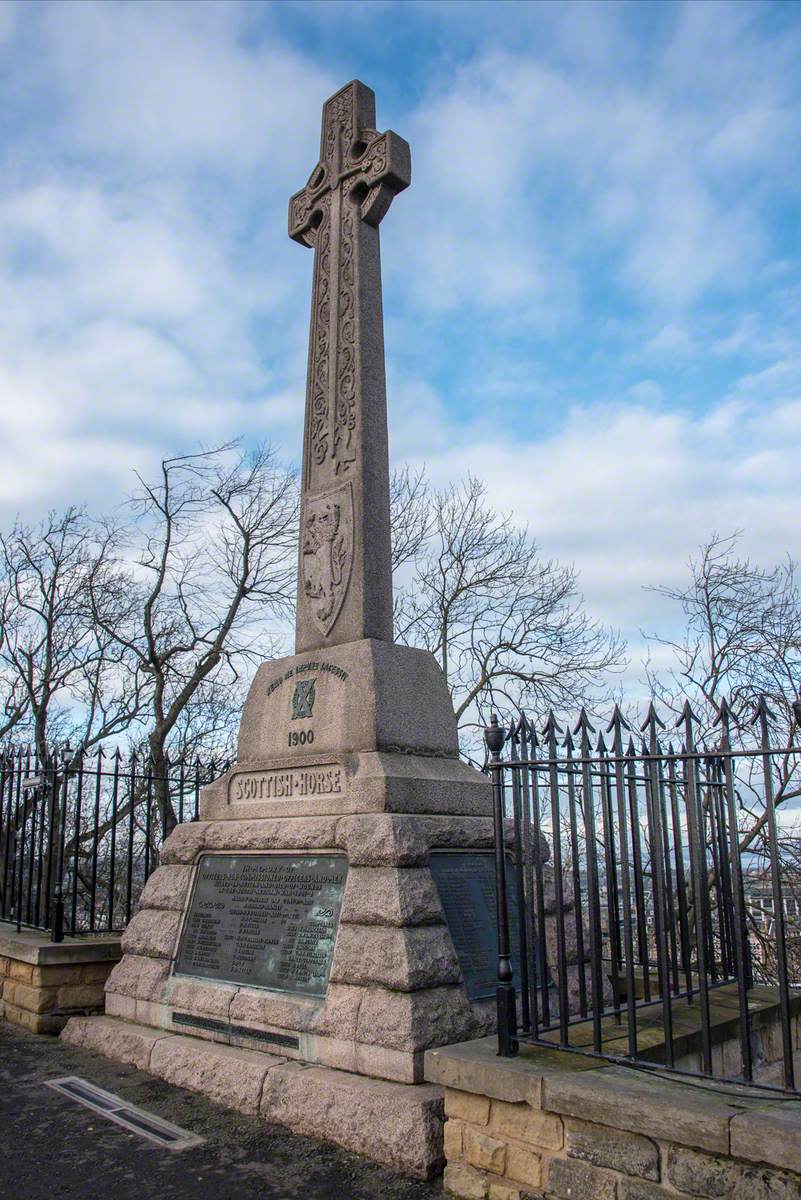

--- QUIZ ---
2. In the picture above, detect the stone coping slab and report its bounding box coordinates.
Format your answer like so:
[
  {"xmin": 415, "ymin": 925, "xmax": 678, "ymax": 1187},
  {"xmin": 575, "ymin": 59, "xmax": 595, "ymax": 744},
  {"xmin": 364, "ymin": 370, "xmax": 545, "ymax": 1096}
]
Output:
[
  {"xmin": 424, "ymin": 1035, "xmax": 801, "ymax": 1173},
  {"xmin": 0, "ymin": 922, "xmax": 122, "ymax": 966}
]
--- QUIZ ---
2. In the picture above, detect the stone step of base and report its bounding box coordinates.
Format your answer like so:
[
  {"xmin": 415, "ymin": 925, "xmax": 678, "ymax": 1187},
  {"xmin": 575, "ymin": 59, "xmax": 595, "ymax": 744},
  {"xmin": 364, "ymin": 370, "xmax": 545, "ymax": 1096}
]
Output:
[{"xmin": 61, "ymin": 1014, "xmax": 445, "ymax": 1178}]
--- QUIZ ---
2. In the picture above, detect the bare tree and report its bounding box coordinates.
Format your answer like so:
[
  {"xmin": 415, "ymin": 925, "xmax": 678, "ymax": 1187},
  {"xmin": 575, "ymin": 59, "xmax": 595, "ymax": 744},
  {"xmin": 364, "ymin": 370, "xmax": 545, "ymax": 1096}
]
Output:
[
  {"xmin": 394, "ymin": 474, "xmax": 624, "ymax": 745},
  {"xmin": 645, "ymin": 533, "xmax": 801, "ymax": 980},
  {"xmin": 0, "ymin": 507, "xmax": 143, "ymax": 763},
  {"xmin": 93, "ymin": 443, "xmax": 298, "ymax": 836}
]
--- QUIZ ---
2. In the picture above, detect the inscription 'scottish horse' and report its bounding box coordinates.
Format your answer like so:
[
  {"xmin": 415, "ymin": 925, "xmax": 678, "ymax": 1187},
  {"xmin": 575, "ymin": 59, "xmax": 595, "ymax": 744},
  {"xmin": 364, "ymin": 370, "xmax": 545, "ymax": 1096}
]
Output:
[{"xmin": 289, "ymin": 81, "xmax": 410, "ymax": 649}]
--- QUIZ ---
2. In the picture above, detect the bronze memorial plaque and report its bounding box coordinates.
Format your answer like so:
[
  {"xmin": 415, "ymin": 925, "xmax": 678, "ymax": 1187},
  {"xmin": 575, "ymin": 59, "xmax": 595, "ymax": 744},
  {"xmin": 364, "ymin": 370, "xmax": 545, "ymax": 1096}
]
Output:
[
  {"xmin": 174, "ymin": 853, "xmax": 347, "ymax": 997},
  {"xmin": 429, "ymin": 851, "xmax": 523, "ymax": 1001}
]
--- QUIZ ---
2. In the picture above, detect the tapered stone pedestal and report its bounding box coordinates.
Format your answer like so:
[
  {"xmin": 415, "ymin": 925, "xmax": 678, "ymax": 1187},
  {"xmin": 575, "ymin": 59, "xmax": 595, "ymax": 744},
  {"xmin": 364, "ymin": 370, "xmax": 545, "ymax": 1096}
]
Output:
[{"xmin": 63, "ymin": 642, "xmax": 497, "ymax": 1175}]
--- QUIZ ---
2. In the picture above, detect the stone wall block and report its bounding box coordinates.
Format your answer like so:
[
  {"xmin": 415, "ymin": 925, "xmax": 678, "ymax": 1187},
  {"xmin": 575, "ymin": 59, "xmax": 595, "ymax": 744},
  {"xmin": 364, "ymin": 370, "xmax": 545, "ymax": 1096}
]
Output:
[
  {"xmin": 121, "ymin": 908, "xmax": 182, "ymax": 959},
  {"xmin": 445, "ymin": 1089, "xmax": 491, "ymax": 1127},
  {"xmin": 7, "ymin": 961, "xmax": 35, "ymax": 983},
  {"xmin": 138, "ymin": 864, "xmax": 193, "ymax": 911},
  {"xmin": 105, "ymin": 954, "xmax": 170, "ymax": 1001},
  {"xmin": 490, "ymin": 1099, "xmax": 563, "ymax": 1150},
  {"xmin": 566, "ymin": 1118, "xmax": 659, "ymax": 1179},
  {"xmin": 444, "ymin": 1117, "xmax": 464, "ymax": 1160},
  {"xmin": 546, "ymin": 1157, "xmax": 617, "ymax": 1200},
  {"xmin": 667, "ymin": 1147, "xmax": 743, "ymax": 1197},
  {"xmin": 357, "ymin": 985, "xmax": 478, "ymax": 1052},
  {"xmin": 6, "ymin": 981, "xmax": 58, "ymax": 1014},
  {"xmin": 464, "ymin": 1127, "xmax": 507, "ymax": 1174},
  {"xmin": 488, "ymin": 1182, "xmax": 525, "ymax": 1200},
  {"xmin": 618, "ymin": 1181, "xmax": 678, "ymax": 1200},
  {"xmin": 340, "ymin": 866, "xmax": 445, "ymax": 926},
  {"xmin": 443, "ymin": 1161, "xmax": 489, "ymax": 1199},
  {"xmin": 158, "ymin": 821, "xmax": 209, "ymax": 864},
  {"xmin": 56, "ymin": 983, "xmax": 106, "ymax": 1010},
  {"xmin": 330, "ymin": 925, "xmax": 460, "ymax": 991},
  {"xmin": 505, "ymin": 1143, "xmax": 542, "ymax": 1189}
]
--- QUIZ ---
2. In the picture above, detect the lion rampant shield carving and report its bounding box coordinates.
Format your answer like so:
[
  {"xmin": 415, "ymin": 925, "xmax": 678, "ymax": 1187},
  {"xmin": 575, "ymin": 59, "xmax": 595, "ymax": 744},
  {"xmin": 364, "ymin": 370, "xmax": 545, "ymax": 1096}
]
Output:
[{"xmin": 301, "ymin": 482, "xmax": 354, "ymax": 636}]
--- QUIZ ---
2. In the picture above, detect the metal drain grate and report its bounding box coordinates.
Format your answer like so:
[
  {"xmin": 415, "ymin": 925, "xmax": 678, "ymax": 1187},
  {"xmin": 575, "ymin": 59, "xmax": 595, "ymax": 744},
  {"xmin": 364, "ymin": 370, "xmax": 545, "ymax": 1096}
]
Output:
[{"xmin": 45, "ymin": 1077, "xmax": 204, "ymax": 1150}]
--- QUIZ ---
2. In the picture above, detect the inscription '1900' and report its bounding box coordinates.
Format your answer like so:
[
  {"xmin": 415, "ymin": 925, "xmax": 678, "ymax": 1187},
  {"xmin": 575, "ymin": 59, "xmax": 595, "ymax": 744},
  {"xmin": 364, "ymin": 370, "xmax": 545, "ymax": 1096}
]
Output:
[{"xmin": 231, "ymin": 765, "xmax": 343, "ymax": 803}]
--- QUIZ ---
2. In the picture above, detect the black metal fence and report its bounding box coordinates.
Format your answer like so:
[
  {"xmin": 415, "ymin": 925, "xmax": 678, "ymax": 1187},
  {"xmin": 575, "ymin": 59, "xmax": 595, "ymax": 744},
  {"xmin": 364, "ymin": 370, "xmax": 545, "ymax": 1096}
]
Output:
[
  {"xmin": 485, "ymin": 701, "xmax": 801, "ymax": 1094},
  {"xmin": 0, "ymin": 746, "xmax": 226, "ymax": 941}
]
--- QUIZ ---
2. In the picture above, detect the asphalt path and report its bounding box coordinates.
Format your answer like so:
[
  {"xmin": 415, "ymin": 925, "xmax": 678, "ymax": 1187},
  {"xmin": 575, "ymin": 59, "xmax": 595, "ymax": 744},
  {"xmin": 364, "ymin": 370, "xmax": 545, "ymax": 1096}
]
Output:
[{"xmin": 0, "ymin": 1023, "xmax": 442, "ymax": 1200}]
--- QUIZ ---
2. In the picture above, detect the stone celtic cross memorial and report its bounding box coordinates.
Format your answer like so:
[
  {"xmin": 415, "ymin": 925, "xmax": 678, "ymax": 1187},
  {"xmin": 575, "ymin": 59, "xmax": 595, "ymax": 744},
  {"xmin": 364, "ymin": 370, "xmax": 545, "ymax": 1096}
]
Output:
[{"xmin": 62, "ymin": 82, "xmax": 499, "ymax": 1179}]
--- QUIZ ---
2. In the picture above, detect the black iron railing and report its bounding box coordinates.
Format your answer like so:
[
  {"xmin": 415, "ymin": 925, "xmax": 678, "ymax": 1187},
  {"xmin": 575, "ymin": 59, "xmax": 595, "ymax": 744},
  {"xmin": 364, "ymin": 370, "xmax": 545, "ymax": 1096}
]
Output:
[
  {"xmin": 485, "ymin": 701, "xmax": 801, "ymax": 1094},
  {"xmin": 0, "ymin": 746, "xmax": 226, "ymax": 941}
]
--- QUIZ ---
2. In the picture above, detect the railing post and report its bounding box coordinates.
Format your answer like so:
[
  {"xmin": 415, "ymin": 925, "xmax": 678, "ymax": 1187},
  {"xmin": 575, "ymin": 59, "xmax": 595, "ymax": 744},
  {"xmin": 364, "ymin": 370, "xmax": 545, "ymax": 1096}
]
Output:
[{"xmin": 485, "ymin": 713, "xmax": 518, "ymax": 1058}]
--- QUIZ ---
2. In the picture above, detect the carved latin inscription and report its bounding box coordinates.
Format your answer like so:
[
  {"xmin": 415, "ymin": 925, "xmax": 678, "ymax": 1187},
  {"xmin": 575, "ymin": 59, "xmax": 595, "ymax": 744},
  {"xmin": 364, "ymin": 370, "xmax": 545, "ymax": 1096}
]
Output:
[{"xmin": 231, "ymin": 765, "xmax": 343, "ymax": 803}]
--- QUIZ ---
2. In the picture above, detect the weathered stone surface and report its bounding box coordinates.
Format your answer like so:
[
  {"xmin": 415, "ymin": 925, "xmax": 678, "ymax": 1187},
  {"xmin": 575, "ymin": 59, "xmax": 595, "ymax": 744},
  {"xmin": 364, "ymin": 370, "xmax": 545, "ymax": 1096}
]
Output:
[
  {"xmin": 444, "ymin": 1117, "xmax": 464, "ymax": 1159},
  {"xmin": 60, "ymin": 1015, "xmax": 169, "ymax": 1071},
  {"xmin": 464, "ymin": 1127, "xmax": 506, "ymax": 1174},
  {"xmin": 311, "ymin": 983, "xmax": 364, "ymax": 1039},
  {"xmin": 357, "ymin": 985, "xmax": 478, "ymax": 1052},
  {"xmin": 166, "ymin": 978, "xmax": 236, "ymax": 1021},
  {"xmin": 337, "ymin": 813, "xmax": 429, "ymax": 866},
  {"xmin": 121, "ymin": 908, "xmax": 182, "ymax": 959},
  {"xmin": 105, "ymin": 953, "xmax": 170, "ymax": 1001},
  {"xmin": 150, "ymin": 1036, "xmax": 279, "ymax": 1115},
  {"xmin": 261, "ymin": 1060, "xmax": 444, "ymax": 1178},
  {"xmin": 445, "ymin": 1089, "xmax": 491, "ymax": 1126},
  {"xmin": 667, "ymin": 1146, "xmax": 742, "ymax": 1197},
  {"xmin": 543, "ymin": 1065, "xmax": 737, "ymax": 1153},
  {"xmin": 490, "ymin": 1100, "xmax": 563, "ymax": 1151},
  {"xmin": 729, "ymin": 1105, "xmax": 801, "ymax": 1175},
  {"xmin": 505, "ymin": 1143, "xmax": 542, "ymax": 1189},
  {"xmin": 204, "ymin": 817, "xmax": 340, "ymax": 850},
  {"xmin": 443, "ymin": 1161, "xmax": 489, "ymax": 1199},
  {"xmin": 55, "ymin": 983, "xmax": 106, "ymax": 1009},
  {"xmin": 158, "ymin": 821, "xmax": 209, "ymax": 865},
  {"xmin": 733, "ymin": 1168, "xmax": 801, "ymax": 1200},
  {"xmin": 340, "ymin": 866, "xmax": 444, "ymax": 926},
  {"xmin": 425, "ymin": 1038, "xmax": 545, "ymax": 1105},
  {"xmin": 330, "ymin": 924, "xmax": 460, "ymax": 991},
  {"xmin": 618, "ymin": 1181, "xmax": 676, "ymax": 1200},
  {"xmin": 546, "ymin": 1157, "xmax": 617, "ymax": 1200},
  {"xmin": 229, "ymin": 986, "xmax": 320, "ymax": 1034},
  {"xmin": 138, "ymin": 864, "xmax": 193, "ymax": 911},
  {"xmin": 566, "ymin": 1118, "xmax": 658, "ymax": 1179},
  {"xmin": 424, "ymin": 816, "xmax": 496, "ymax": 850},
  {"xmin": 488, "ymin": 1183, "xmax": 524, "ymax": 1200}
]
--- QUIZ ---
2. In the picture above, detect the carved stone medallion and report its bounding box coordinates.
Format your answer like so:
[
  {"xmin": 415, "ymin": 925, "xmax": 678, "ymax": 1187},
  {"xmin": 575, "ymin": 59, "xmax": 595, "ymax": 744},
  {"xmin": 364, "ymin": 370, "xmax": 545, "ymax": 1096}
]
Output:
[{"xmin": 301, "ymin": 482, "xmax": 354, "ymax": 636}]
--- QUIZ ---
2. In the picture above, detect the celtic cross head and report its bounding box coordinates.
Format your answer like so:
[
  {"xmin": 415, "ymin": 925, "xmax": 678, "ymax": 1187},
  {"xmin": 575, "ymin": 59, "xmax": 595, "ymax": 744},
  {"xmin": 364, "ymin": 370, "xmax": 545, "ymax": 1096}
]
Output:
[{"xmin": 289, "ymin": 80, "xmax": 411, "ymax": 246}]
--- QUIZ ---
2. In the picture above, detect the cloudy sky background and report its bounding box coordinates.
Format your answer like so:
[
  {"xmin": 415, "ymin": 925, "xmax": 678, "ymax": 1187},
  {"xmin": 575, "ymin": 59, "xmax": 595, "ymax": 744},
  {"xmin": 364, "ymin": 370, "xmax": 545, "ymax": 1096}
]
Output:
[{"xmin": 0, "ymin": 0, "xmax": 799, "ymax": 701}]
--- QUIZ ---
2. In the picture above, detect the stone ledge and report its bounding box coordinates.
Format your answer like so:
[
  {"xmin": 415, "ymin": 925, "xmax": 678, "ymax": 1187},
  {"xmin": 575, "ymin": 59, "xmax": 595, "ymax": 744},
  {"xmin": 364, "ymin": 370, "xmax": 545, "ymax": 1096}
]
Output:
[
  {"xmin": 426, "ymin": 1034, "xmax": 801, "ymax": 1178},
  {"xmin": 61, "ymin": 1013, "xmax": 445, "ymax": 1178},
  {"xmin": 0, "ymin": 922, "xmax": 122, "ymax": 966}
]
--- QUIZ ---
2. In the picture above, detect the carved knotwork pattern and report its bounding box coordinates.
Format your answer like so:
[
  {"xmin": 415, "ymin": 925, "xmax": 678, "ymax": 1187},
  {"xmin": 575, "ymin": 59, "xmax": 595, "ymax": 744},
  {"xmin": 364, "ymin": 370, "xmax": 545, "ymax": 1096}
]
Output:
[
  {"xmin": 335, "ymin": 185, "xmax": 357, "ymax": 474},
  {"xmin": 309, "ymin": 194, "xmax": 332, "ymax": 467}
]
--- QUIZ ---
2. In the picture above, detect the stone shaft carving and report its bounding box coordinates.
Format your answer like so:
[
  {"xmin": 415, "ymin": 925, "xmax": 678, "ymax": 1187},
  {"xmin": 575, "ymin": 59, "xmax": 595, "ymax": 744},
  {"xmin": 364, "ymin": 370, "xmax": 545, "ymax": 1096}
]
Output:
[{"xmin": 289, "ymin": 80, "xmax": 410, "ymax": 651}]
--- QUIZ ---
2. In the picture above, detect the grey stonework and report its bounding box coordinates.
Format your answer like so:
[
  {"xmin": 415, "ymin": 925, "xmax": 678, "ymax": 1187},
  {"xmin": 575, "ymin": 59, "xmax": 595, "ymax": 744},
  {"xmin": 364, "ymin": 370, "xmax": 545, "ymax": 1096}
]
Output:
[
  {"xmin": 289, "ymin": 81, "xmax": 410, "ymax": 654},
  {"xmin": 566, "ymin": 1118, "xmax": 659, "ymax": 1180}
]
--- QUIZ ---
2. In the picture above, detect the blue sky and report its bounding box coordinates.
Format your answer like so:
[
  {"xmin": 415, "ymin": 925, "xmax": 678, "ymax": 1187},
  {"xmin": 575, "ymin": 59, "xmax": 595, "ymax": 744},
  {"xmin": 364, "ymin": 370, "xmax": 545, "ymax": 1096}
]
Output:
[{"xmin": 0, "ymin": 0, "xmax": 799, "ymax": 690}]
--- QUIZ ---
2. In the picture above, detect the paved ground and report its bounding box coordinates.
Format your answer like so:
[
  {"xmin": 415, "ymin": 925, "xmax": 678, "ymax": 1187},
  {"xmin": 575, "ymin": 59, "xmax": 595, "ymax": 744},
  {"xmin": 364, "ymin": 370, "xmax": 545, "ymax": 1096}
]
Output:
[{"xmin": 0, "ymin": 1023, "xmax": 442, "ymax": 1200}]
